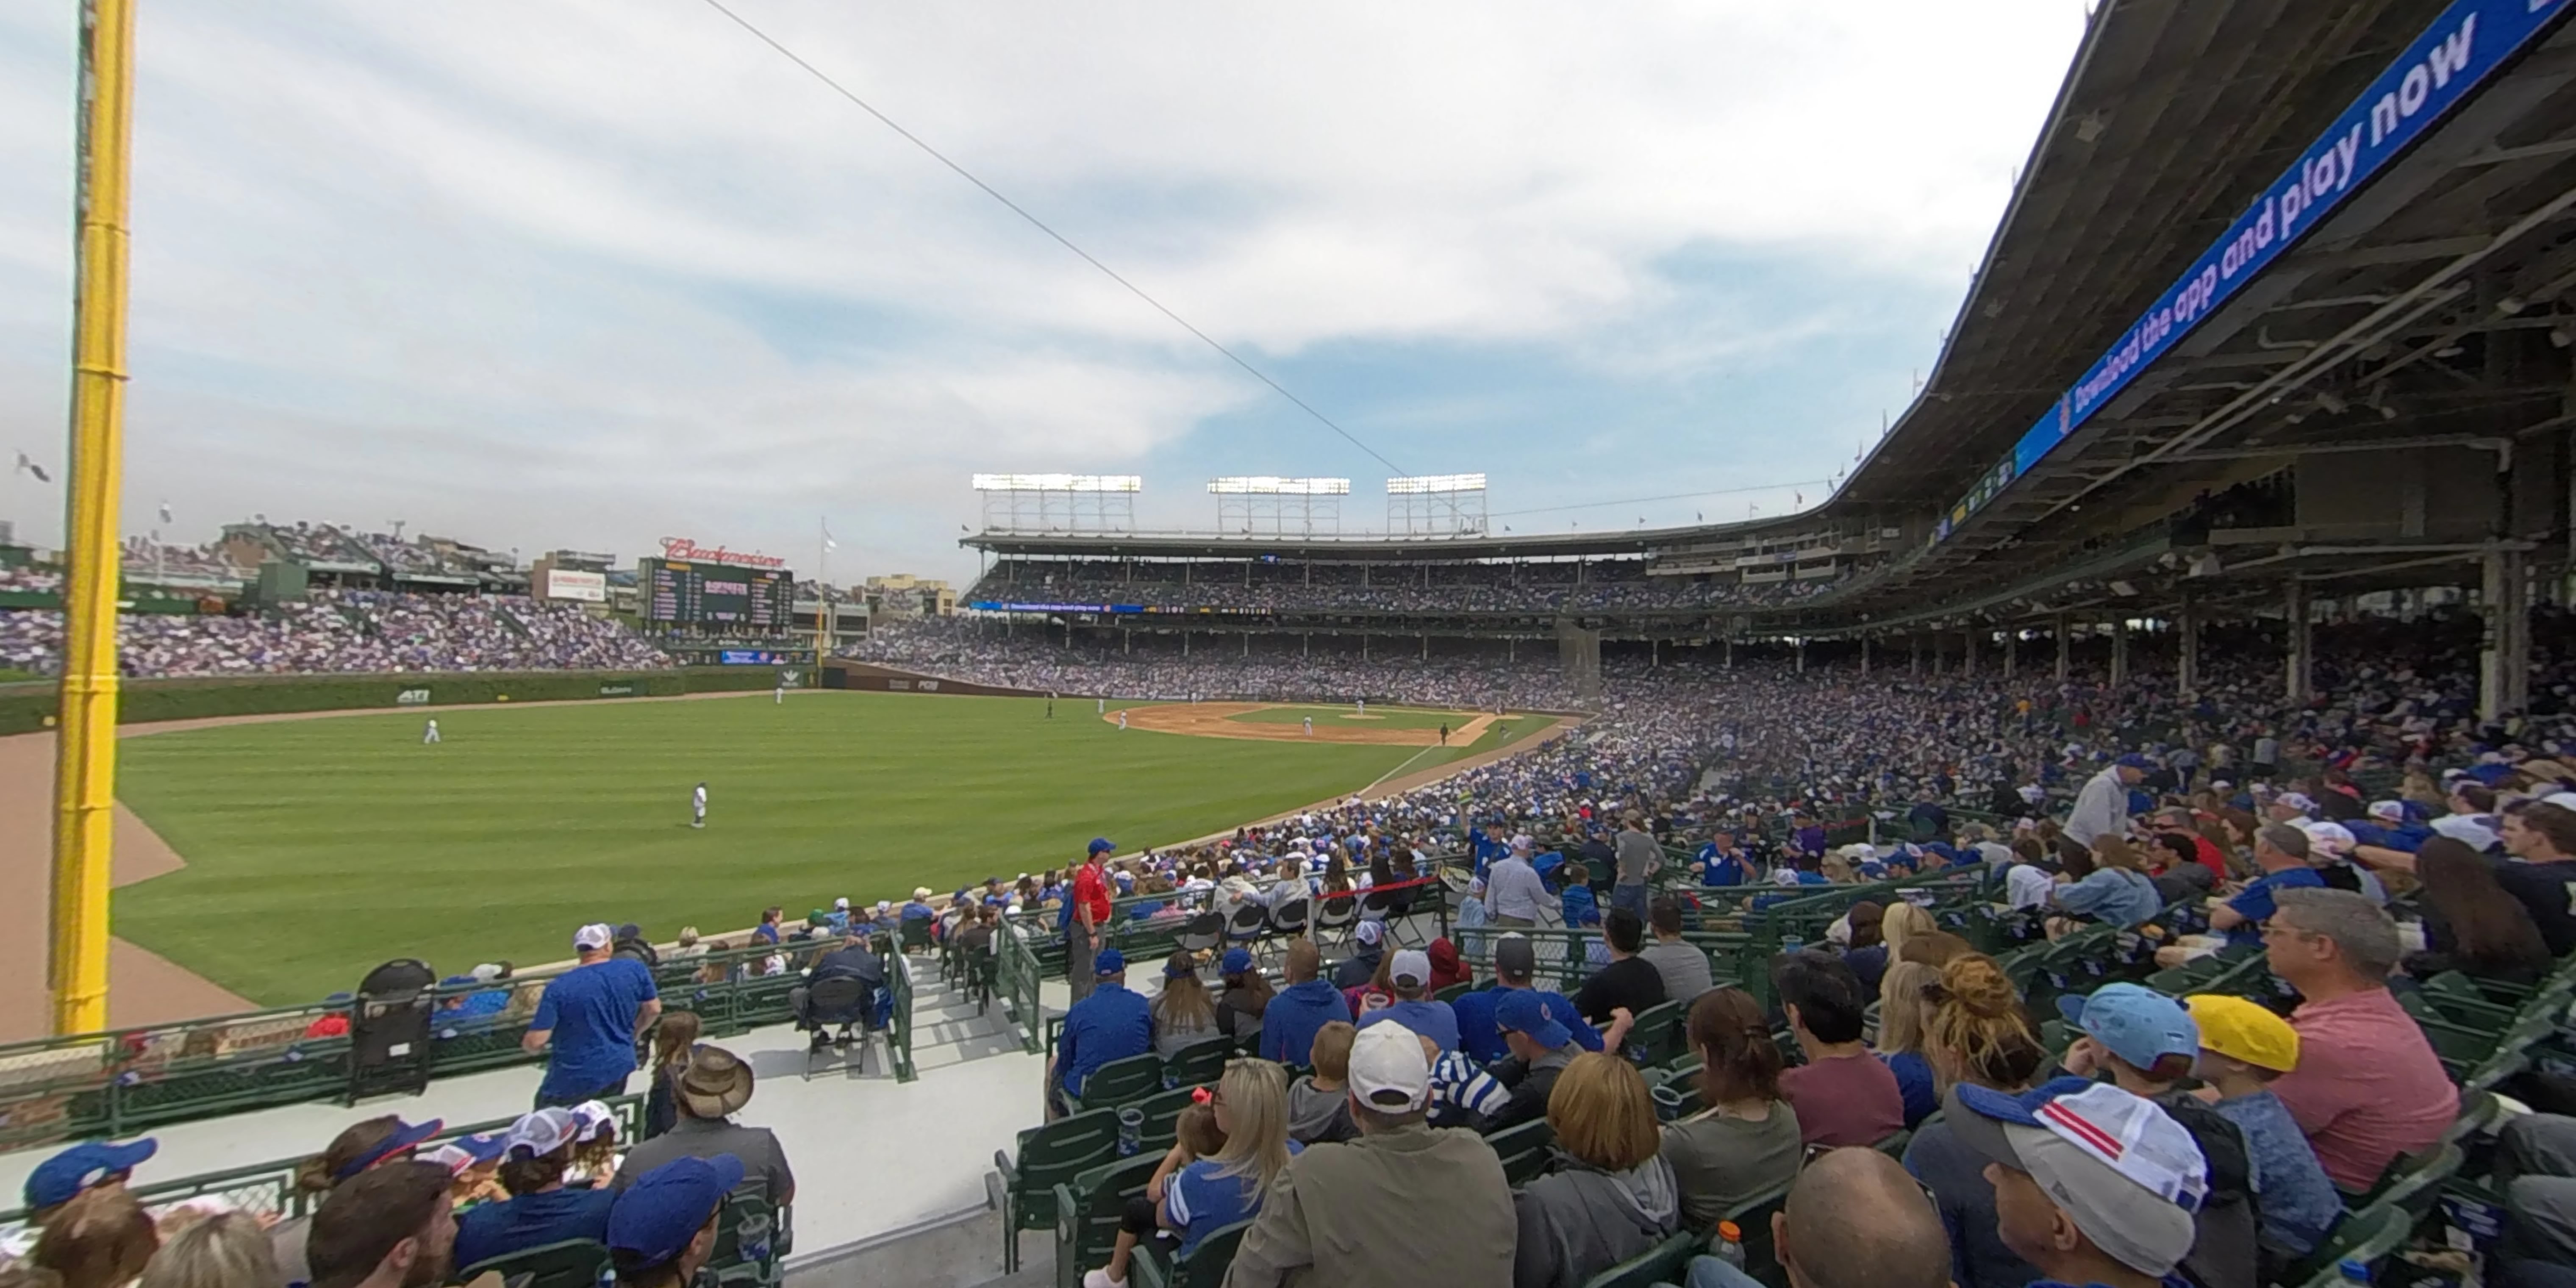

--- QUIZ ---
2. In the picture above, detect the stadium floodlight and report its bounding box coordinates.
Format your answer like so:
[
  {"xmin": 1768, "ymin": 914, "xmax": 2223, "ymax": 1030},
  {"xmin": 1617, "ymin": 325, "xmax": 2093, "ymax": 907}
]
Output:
[
  {"xmin": 1385, "ymin": 473, "xmax": 1487, "ymax": 495},
  {"xmin": 971, "ymin": 473, "xmax": 1142, "ymax": 493},
  {"xmin": 1206, "ymin": 477, "xmax": 1352, "ymax": 495}
]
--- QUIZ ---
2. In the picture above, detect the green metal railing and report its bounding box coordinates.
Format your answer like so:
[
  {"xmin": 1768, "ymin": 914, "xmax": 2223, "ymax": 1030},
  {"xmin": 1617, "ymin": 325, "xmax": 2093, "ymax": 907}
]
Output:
[
  {"xmin": 0, "ymin": 1096, "xmax": 646, "ymax": 1232},
  {"xmin": 998, "ymin": 922, "xmax": 1046, "ymax": 1055},
  {"xmin": 886, "ymin": 947, "xmax": 917, "ymax": 1083},
  {"xmin": 0, "ymin": 933, "xmax": 918, "ymax": 1154}
]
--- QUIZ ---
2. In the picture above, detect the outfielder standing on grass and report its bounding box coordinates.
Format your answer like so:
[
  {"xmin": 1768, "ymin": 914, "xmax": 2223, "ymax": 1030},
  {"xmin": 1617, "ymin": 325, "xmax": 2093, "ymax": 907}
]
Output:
[
  {"xmin": 690, "ymin": 782, "xmax": 708, "ymax": 829},
  {"xmin": 422, "ymin": 717, "xmax": 440, "ymax": 745},
  {"xmin": 1067, "ymin": 839, "xmax": 1114, "ymax": 1002}
]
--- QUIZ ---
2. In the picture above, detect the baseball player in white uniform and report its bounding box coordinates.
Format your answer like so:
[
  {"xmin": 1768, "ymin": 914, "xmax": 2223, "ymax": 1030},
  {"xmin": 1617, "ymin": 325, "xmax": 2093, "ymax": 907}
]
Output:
[
  {"xmin": 1355, "ymin": 698, "xmax": 1366, "ymax": 716},
  {"xmin": 1116, "ymin": 710, "xmax": 1129, "ymax": 731},
  {"xmin": 1303, "ymin": 716, "xmax": 1313, "ymax": 736},
  {"xmin": 691, "ymin": 781, "xmax": 708, "ymax": 828},
  {"xmin": 422, "ymin": 718, "xmax": 440, "ymax": 745}
]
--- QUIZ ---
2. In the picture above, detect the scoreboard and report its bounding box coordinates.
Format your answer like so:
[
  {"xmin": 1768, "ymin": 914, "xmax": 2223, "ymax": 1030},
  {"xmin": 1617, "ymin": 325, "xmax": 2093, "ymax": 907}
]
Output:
[{"xmin": 641, "ymin": 557, "xmax": 794, "ymax": 629}]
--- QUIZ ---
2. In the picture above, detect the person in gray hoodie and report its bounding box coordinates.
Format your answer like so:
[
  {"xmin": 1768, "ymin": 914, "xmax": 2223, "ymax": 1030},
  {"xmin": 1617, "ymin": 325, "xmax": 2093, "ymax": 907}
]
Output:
[
  {"xmin": 1511, "ymin": 1051, "xmax": 1679, "ymax": 1288},
  {"xmin": 1285, "ymin": 1022, "xmax": 1358, "ymax": 1145}
]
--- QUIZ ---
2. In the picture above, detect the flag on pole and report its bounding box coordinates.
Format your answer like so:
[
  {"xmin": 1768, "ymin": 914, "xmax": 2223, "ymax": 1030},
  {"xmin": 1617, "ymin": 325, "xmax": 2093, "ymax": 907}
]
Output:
[
  {"xmin": 11, "ymin": 452, "xmax": 47, "ymax": 483},
  {"xmin": 822, "ymin": 522, "xmax": 838, "ymax": 552},
  {"xmin": 158, "ymin": 501, "xmax": 173, "ymax": 524}
]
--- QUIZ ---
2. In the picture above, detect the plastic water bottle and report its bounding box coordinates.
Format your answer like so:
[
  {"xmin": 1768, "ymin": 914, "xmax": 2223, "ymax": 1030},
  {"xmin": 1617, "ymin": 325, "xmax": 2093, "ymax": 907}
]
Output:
[
  {"xmin": 1117, "ymin": 1107, "xmax": 1144, "ymax": 1157},
  {"xmin": 1713, "ymin": 1221, "xmax": 1746, "ymax": 1269}
]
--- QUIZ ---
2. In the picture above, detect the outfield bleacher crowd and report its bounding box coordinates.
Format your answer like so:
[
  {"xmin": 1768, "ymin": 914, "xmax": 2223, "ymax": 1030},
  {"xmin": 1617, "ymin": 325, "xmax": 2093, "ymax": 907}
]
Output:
[
  {"xmin": 966, "ymin": 558, "xmax": 1851, "ymax": 615},
  {"xmin": 0, "ymin": 590, "xmax": 671, "ymax": 678}
]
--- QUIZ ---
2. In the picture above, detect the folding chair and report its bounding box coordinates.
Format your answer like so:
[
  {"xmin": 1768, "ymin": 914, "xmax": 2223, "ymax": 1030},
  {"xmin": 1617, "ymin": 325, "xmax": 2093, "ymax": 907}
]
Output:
[{"xmin": 798, "ymin": 976, "xmax": 872, "ymax": 1079}]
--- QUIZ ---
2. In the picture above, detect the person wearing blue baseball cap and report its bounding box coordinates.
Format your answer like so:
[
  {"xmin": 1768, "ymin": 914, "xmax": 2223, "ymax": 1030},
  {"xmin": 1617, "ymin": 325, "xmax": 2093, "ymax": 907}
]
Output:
[
  {"xmin": 1049, "ymin": 946, "xmax": 1151, "ymax": 1118},
  {"xmin": 606, "ymin": 1155, "xmax": 744, "ymax": 1288},
  {"xmin": 1454, "ymin": 988, "xmax": 1588, "ymax": 1134},
  {"xmin": 451, "ymin": 1108, "xmax": 617, "ymax": 1272},
  {"xmin": 523, "ymin": 923, "xmax": 661, "ymax": 1109},
  {"xmin": 22, "ymin": 1137, "xmax": 155, "ymax": 1221},
  {"xmin": 2056, "ymin": 984, "xmax": 2260, "ymax": 1288},
  {"xmin": 1213, "ymin": 947, "xmax": 1272, "ymax": 1051}
]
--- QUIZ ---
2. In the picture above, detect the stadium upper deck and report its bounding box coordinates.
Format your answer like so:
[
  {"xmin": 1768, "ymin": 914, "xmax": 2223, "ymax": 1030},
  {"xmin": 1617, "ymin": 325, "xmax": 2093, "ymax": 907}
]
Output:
[{"xmin": 966, "ymin": 0, "xmax": 2576, "ymax": 701}]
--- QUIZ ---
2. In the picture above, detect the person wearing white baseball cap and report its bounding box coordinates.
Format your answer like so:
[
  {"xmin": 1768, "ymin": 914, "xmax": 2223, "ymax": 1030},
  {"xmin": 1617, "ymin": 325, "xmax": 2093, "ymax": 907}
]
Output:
[
  {"xmin": 1946, "ymin": 1077, "xmax": 2208, "ymax": 1288},
  {"xmin": 1225, "ymin": 1023, "xmax": 1515, "ymax": 1288},
  {"xmin": 452, "ymin": 1108, "xmax": 615, "ymax": 1270},
  {"xmin": 522, "ymin": 923, "xmax": 661, "ymax": 1109},
  {"xmin": 1354, "ymin": 949, "xmax": 1460, "ymax": 1051}
]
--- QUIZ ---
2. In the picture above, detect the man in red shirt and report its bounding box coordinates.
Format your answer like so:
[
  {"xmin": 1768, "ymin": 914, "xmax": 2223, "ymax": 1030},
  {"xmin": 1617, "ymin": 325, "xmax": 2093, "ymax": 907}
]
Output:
[
  {"xmin": 2263, "ymin": 887, "xmax": 2457, "ymax": 1191},
  {"xmin": 1068, "ymin": 838, "xmax": 1115, "ymax": 1002}
]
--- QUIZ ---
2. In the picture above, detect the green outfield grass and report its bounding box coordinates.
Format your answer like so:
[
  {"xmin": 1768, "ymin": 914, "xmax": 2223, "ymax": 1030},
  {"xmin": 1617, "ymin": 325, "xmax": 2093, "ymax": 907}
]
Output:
[
  {"xmin": 1226, "ymin": 703, "xmax": 1481, "ymax": 731},
  {"xmin": 111, "ymin": 691, "xmax": 1455, "ymax": 1005}
]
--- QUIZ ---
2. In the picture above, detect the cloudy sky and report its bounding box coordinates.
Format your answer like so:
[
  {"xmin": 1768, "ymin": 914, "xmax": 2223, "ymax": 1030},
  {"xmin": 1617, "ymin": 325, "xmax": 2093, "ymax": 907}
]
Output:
[{"xmin": 0, "ymin": 2, "xmax": 2087, "ymax": 583}]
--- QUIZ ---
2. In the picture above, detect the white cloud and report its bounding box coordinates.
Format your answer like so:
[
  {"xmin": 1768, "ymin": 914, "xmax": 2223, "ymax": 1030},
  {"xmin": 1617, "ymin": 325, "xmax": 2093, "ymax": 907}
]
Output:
[{"xmin": 0, "ymin": 0, "xmax": 2085, "ymax": 576}]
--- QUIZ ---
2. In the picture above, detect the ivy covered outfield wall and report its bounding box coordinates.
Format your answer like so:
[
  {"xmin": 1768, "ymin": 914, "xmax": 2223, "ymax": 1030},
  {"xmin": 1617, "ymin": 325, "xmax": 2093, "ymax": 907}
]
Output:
[{"xmin": 0, "ymin": 666, "xmax": 789, "ymax": 737}]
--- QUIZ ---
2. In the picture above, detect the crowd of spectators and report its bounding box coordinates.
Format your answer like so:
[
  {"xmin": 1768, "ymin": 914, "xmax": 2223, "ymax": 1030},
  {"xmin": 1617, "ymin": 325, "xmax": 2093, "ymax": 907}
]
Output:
[
  {"xmin": 0, "ymin": 590, "xmax": 670, "ymax": 677},
  {"xmin": 968, "ymin": 558, "xmax": 1852, "ymax": 615}
]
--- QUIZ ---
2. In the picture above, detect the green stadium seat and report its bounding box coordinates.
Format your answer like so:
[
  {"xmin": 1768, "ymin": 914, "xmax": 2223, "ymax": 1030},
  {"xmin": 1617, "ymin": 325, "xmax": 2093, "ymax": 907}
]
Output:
[
  {"xmin": 1161, "ymin": 1038, "xmax": 1232, "ymax": 1091},
  {"xmin": 1577, "ymin": 1229, "xmax": 1702, "ymax": 1288},
  {"xmin": 1067, "ymin": 1054, "xmax": 1169, "ymax": 1113},
  {"xmin": 1050, "ymin": 1152, "xmax": 1163, "ymax": 1288},
  {"xmin": 1485, "ymin": 1117, "xmax": 1557, "ymax": 1185},
  {"xmin": 455, "ymin": 1238, "xmax": 610, "ymax": 1288},
  {"xmin": 1125, "ymin": 1084, "xmax": 1205, "ymax": 1158},
  {"xmin": 1624, "ymin": 1000, "xmax": 1686, "ymax": 1069},
  {"xmin": 1722, "ymin": 1181, "xmax": 1792, "ymax": 1287},
  {"xmin": 2281, "ymin": 1203, "xmax": 2409, "ymax": 1288},
  {"xmin": 1133, "ymin": 1217, "xmax": 1254, "ymax": 1288},
  {"xmin": 996, "ymin": 1109, "xmax": 1122, "ymax": 1273}
]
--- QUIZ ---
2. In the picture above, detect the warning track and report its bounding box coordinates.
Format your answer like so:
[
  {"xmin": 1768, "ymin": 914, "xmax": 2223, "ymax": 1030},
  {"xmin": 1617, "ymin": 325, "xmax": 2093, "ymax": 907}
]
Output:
[{"xmin": 1112, "ymin": 702, "xmax": 1499, "ymax": 746}]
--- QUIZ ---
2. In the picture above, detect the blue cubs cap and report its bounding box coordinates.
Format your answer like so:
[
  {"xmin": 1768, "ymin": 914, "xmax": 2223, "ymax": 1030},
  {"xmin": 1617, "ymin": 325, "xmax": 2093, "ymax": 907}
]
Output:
[
  {"xmin": 2115, "ymin": 753, "xmax": 2154, "ymax": 769},
  {"xmin": 332, "ymin": 1117, "xmax": 443, "ymax": 1181},
  {"xmin": 1164, "ymin": 955, "xmax": 1198, "ymax": 979},
  {"xmin": 1094, "ymin": 948, "xmax": 1126, "ymax": 977},
  {"xmin": 608, "ymin": 1154, "xmax": 745, "ymax": 1266},
  {"xmin": 1494, "ymin": 989, "xmax": 1571, "ymax": 1049},
  {"xmin": 1088, "ymin": 838, "xmax": 1116, "ymax": 855},
  {"xmin": 25, "ymin": 1138, "xmax": 156, "ymax": 1210},
  {"xmin": 1220, "ymin": 948, "xmax": 1255, "ymax": 974},
  {"xmin": 2057, "ymin": 983, "xmax": 2199, "ymax": 1071}
]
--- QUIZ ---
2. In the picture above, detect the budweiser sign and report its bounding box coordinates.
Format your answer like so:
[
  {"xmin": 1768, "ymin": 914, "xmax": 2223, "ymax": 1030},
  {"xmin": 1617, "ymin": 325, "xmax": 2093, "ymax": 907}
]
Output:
[{"xmin": 658, "ymin": 537, "xmax": 788, "ymax": 569}]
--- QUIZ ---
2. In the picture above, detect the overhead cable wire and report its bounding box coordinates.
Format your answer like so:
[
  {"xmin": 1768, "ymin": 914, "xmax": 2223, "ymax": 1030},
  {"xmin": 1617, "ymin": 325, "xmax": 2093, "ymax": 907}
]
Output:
[
  {"xmin": 1487, "ymin": 478, "xmax": 1833, "ymax": 519},
  {"xmin": 694, "ymin": 0, "xmax": 1412, "ymax": 477}
]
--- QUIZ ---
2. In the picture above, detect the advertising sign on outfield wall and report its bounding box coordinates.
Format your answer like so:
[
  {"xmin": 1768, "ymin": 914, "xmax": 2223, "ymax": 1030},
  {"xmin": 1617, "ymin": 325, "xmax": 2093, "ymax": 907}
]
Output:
[{"xmin": 541, "ymin": 569, "xmax": 608, "ymax": 602}]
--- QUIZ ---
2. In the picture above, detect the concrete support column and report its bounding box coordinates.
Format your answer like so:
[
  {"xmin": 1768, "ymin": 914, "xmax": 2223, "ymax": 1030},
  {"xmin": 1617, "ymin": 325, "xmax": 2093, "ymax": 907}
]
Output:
[
  {"xmin": 1420, "ymin": 633, "xmax": 1428, "ymax": 661},
  {"xmin": 1652, "ymin": 639, "xmax": 1660, "ymax": 668},
  {"xmin": 1725, "ymin": 637, "xmax": 1734, "ymax": 669},
  {"xmin": 1860, "ymin": 636, "xmax": 1871, "ymax": 677},
  {"xmin": 2177, "ymin": 597, "xmax": 2199, "ymax": 696},
  {"xmin": 1243, "ymin": 634, "xmax": 1250, "ymax": 658},
  {"xmin": 1183, "ymin": 632, "xmax": 1191, "ymax": 657},
  {"xmin": 1796, "ymin": 638, "xmax": 1807, "ymax": 674},
  {"xmin": 2055, "ymin": 614, "xmax": 2071, "ymax": 682},
  {"xmin": 1910, "ymin": 634, "xmax": 1921, "ymax": 676},
  {"xmin": 2482, "ymin": 547, "xmax": 2531, "ymax": 721},
  {"xmin": 2285, "ymin": 582, "xmax": 2312, "ymax": 705},
  {"xmin": 2003, "ymin": 629, "xmax": 2017, "ymax": 678},
  {"xmin": 2110, "ymin": 619, "xmax": 2129, "ymax": 686},
  {"xmin": 1361, "ymin": 635, "xmax": 1368, "ymax": 661},
  {"xmin": 1124, "ymin": 629, "xmax": 1131, "ymax": 655},
  {"xmin": 1963, "ymin": 628, "xmax": 1978, "ymax": 677}
]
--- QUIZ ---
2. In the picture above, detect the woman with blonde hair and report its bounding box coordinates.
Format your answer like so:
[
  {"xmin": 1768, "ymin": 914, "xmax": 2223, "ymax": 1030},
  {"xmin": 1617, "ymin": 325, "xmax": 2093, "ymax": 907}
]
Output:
[
  {"xmin": 1082, "ymin": 1058, "xmax": 1297, "ymax": 1288},
  {"xmin": 1151, "ymin": 953, "xmax": 1219, "ymax": 1058},
  {"xmin": 31, "ymin": 1188, "xmax": 156, "ymax": 1288},
  {"xmin": 136, "ymin": 1212, "xmax": 274, "ymax": 1288},
  {"xmin": 1872, "ymin": 960, "xmax": 1941, "ymax": 1128},
  {"xmin": 1902, "ymin": 953, "xmax": 2048, "ymax": 1288},
  {"xmin": 1514, "ymin": 1052, "xmax": 1680, "ymax": 1288},
  {"xmin": 1879, "ymin": 902, "xmax": 1938, "ymax": 961}
]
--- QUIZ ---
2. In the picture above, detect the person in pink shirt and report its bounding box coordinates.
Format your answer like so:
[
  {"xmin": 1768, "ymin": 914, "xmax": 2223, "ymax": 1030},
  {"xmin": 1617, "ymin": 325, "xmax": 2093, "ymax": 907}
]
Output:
[{"xmin": 2261, "ymin": 888, "xmax": 2457, "ymax": 1191}]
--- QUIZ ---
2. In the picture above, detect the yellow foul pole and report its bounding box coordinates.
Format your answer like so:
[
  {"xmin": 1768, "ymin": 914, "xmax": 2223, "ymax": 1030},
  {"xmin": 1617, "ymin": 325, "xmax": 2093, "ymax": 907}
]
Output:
[{"xmin": 52, "ymin": 0, "xmax": 137, "ymax": 1036}]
